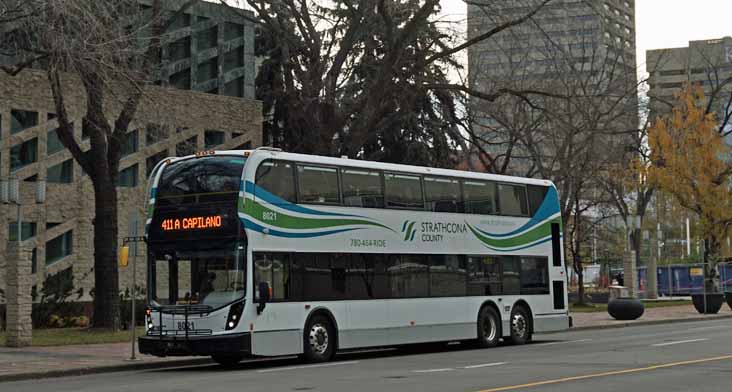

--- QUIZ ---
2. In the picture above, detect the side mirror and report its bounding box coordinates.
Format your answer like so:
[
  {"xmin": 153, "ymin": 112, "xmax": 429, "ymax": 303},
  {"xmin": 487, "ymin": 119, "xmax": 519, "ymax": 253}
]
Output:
[{"xmin": 257, "ymin": 281, "xmax": 271, "ymax": 314}]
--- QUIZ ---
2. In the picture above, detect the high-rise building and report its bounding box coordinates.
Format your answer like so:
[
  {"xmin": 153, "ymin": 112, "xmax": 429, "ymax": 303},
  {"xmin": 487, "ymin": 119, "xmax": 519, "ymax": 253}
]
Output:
[
  {"xmin": 646, "ymin": 36, "xmax": 732, "ymax": 123},
  {"xmin": 468, "ymin": 0, "xmax": 637, "ymax": 86},
  {"xmin": 466, "ymin": 0, "xmax": 639, "ymax": 174}
]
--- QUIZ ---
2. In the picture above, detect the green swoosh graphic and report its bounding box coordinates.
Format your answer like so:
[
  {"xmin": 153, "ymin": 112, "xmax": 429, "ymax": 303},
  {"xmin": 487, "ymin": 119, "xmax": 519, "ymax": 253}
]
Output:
[
  {"xmin": 404, "ymin": 221, "xmax": 416, "ymax": 241},
  {"xmin": 467, "ymin": 219, "xmax": 559, "ymax": 249},
  {"xmin": 245, "ymin": 199, "xmax": 394, "ymax": 232}
]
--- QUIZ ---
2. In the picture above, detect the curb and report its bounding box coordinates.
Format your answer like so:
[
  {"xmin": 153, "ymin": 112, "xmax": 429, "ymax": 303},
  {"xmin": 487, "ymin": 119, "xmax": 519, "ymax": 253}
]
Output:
[
  {"xmin": 0, "ymin": 357, "xmax": 212, "ymax": 383},
  {"xmin": 543, "ymin": 313, "xmax": 732, "ymax": 334}
]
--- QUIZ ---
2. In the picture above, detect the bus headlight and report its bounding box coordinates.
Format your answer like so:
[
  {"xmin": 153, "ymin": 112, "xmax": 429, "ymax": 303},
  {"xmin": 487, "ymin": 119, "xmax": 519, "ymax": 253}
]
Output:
[{"xmin": 225, "ymin": 301, "xmax": 245, "ymax": 331}]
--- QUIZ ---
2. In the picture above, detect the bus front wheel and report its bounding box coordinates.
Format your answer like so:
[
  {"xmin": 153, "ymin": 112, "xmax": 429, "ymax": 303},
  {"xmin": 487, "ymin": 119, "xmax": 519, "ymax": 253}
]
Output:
[
  {"xmin": 303, "ymin": 314, "xmax": 336, "ymax": 363},
  {"xmin": 476, "ymin": 306, "xmax": 501, "ymax": 348},
  {"xmin": 506, "ymin": 306, "xmax": 532, "ymax": 345}
]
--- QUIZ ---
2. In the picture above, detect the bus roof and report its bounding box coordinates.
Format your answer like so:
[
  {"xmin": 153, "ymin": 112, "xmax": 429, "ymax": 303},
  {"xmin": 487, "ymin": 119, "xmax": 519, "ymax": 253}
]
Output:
[{"xmin": 173, "ymin": 148, "xmax": 555, "ymax": 188}]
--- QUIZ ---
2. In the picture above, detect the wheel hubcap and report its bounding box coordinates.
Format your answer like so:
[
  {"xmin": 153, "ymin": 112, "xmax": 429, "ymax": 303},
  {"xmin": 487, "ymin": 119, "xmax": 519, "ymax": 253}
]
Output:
[
  {"xmin": 512, "ymin": 314, "xmax": 527, "ymax": 338},
  {"xmin": 482, "ymin": 314, "xmax": 497, "ymax": 342},
  {"xmin": 308, "ymin": 324, "xmax": 329, "ymax": 355}
]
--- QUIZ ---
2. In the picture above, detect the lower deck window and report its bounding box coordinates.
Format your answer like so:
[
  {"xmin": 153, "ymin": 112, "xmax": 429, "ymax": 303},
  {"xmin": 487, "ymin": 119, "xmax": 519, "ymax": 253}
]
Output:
[{"xmin": 253, "ymin": 252, "xmax": 550, "ymax": 301}]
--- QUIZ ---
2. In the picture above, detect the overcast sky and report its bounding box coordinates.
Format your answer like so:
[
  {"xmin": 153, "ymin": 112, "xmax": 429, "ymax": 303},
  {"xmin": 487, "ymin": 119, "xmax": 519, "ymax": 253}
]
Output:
[{"xmin": 439, "ymin": 0, "xmax": 732, "ymax": 77}]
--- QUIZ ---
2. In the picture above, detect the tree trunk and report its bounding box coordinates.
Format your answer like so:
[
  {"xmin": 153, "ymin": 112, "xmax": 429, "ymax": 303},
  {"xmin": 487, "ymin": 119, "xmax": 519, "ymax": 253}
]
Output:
[
  {"xmin": 91, "ymin": 175, "xmax": 121, "ymax": 329},
  {"xmin": 703, "ymin": 236, "xmax": 721, "ymax": 293},
  {"xmin": 632, "ymin": 227, "xmax": 644, "ymax": 297}
]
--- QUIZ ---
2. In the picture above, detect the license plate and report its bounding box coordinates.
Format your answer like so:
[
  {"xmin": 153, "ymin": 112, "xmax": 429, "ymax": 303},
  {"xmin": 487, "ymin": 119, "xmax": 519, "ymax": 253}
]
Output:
[{"xmin": 177, "ymin": 321, "xmax": 195, "ymax": 330}]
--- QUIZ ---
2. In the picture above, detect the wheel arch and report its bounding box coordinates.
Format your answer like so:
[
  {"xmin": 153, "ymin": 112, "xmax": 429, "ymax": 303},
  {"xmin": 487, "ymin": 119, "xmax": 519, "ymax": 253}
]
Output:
[
  {"xmin": 512, "ymin": 299, "xmax": 534, "ymax": 333},
  {"xmin": 304, "ymin": 307, "xmax": 340, "ymax": 350},
  {"xmin": 478, "ymin": 300, "xmax": 503, "ymax": 324}
]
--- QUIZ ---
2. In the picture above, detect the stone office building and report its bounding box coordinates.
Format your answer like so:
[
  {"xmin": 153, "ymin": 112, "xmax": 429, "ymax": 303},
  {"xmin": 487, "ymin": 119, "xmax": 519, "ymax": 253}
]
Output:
[
  {"xmin": 0, "ymin": 0, "xmax": 263, "ymax": 314},
  {"xmin": 646, "ymin": 36, "xmax": 732, "ymax": 121}
]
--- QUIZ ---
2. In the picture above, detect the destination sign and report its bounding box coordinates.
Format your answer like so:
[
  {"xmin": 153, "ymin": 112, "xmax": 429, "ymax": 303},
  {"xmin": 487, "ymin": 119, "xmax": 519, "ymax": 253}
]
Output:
[{"xmin": 161, "ymin": 215, "xmax": 223, "ymax": 231}]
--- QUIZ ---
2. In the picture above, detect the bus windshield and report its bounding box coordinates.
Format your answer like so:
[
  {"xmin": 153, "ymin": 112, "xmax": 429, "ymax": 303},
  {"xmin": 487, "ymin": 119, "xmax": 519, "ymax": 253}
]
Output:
[{"xmin": 150, "ymin": 242, "xmax": 246, "ymax": 309}]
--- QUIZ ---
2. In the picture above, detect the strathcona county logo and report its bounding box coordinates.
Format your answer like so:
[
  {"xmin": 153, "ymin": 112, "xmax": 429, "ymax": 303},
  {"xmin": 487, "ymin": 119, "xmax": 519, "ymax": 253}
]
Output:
[{"xmin": 402, "ymin": 220, "xmax": 417, "ymax": 241}]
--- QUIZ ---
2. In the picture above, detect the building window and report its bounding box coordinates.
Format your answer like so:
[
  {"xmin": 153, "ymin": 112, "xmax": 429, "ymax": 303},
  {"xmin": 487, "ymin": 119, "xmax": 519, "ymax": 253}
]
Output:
[
  {"xmin": 224, "ymin": 22, "xmax": 243, "ymax": 41},
  {"xmin": 167, "ymin": 12, "xmax": 190, "ymax": 30},
  {"xmin": 46, "ymin": 230, "xmax": 73, "ymax": 265},
  {"xmin": 11, "ymin": 109, "xmax": 38, "ymax": 134},
  {"xmin": 120, "ymin": 130, "xmax": 138, "ymax": 157},
  {"xmin": 47, "ymin": 128, "xmax": 65, "ymax": 155},
  {"xmin": 176, "ymin": 136, "xmax": 197, "ymax": 156},
  {"xmin": 196, "ymin": 26, "xmax": 218, "ymax": 51},
  {"xmin": 118, "ymin": 164, "xmax": 139, "ymax": 187},
  {"xmin": 146, "ymin": 124, "xmax": 169, "ymax": 146},
  {"xmin": 170, "ymin": 69, "xmax": 191, "ymax": 90},
  {"xmin": 197, "ymin": 57, "xmax": 218, "ymax": 82},
  {"xmin": 8, "ymin": 222, "xmax": 37, "ymax": 241},
  {"xmin": 223, "ymin": 77, "xmax": 244, "ymax": 97},
  {"xmin": 47, "ymin": 159, "xmax": 74, "ymax": 183},
  {"xmin": 168, "ymin": 36, "xmax": 191, "ymax": 62},
  {"xmin": 204, "ymin": 130, "xmax": 225, "ymax": 148},
  {"xmin": 146, "ymin": 150, "xmax": 168, "ymax": 177},
  {"xmin": 224, "ymin": 47, "xmax": 244, "ymax": 72},
  {"xmin": 10, "ymin": 138, "xmax": 38, "ymax": 171}
]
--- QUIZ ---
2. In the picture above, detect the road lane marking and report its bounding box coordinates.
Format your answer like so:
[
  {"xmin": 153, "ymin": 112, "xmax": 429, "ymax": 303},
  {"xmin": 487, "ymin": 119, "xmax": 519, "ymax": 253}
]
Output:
[
  {"xmin": 475, "ymin": 354, "xmax": 732, "ymax": 392},
  {"xmin": 651, "ymin": 338, "xmax": 709, "ymax": 347},
  {"xmin": 257, "ymin": 360, "xmax": 358, "ymax": 373},
  {"xmin": 413, "ymin": 368, "xmax": 455, "ymax": 373},
  {"xmin": 533, "ymin": 339, "xmax": 592, "ymax": 346},
  {"xmin": 464, "ymin": 362, "xmax": 507, "ymax": 369}
]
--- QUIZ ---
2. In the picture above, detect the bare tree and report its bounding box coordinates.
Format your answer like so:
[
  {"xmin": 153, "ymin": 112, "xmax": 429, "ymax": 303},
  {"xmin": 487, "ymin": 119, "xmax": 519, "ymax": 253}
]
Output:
[{"xmin": 1, "ymin": 0, "xmax": 198, "ymax": 329}]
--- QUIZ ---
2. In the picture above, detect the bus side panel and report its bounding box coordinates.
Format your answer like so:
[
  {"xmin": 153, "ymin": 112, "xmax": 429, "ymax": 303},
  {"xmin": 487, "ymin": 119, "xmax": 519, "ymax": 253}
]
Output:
[
  {"xmin": 341, "ymin": 300, "xmax": 390, "ymax": 349},
  {"xmin": 386, "ymin": 297, "xmax": 474, "ymax": 345}
]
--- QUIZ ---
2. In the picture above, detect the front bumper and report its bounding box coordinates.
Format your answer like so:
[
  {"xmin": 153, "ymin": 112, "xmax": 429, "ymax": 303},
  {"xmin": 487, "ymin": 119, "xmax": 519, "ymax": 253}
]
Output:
[{"xmin": 139, "ymin": 332, "xmax": 251, "ymax": 357}]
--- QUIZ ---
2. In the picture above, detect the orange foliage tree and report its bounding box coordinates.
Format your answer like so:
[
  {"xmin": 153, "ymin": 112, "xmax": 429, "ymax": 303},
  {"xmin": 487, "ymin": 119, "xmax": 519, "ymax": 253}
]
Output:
[{"xmin": 648, "ymin": 85, "xmax": 732, "ymax": 290}]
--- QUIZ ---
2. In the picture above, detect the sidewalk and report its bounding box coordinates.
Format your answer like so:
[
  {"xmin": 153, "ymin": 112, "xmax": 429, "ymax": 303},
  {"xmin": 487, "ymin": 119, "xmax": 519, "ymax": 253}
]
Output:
[
  {"xmin": 1, "ymin": 304, "xmax": 730, "ymax": 382},
  {"xmin": 0, "ymin": 342, "xmax": 209, "ymax": 382},
  {"xmin": 570, "ymin": 304, "xmax": 732, "ymax": 329}
]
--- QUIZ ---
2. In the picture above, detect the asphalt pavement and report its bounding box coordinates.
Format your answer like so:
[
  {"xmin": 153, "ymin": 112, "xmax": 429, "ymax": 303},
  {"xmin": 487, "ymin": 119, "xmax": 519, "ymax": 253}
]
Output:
[{"xmin": 4, "ymin": 318, "xmax": 732, "ymax": 392}]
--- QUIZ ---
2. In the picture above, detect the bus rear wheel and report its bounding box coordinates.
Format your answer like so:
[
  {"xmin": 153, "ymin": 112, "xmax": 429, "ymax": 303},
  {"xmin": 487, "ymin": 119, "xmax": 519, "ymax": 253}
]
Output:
[
  {"xmin": 476, "ymin": 306, "xmax": 501, "ymax": 348},
  {"xmin": 303, "ymin": 314, "xmax": 336, "ymax": 363},
  {"xmin": 506, "ymin": 306, "xmax": 532, "ymax": 345}
]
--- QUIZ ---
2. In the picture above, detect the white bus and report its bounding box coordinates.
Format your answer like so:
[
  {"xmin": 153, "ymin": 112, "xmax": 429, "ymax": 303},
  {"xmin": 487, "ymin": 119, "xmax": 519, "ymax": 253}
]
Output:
[{"xmin": 139, "ymin": 148, "xmax": 570, "ymax": 365}]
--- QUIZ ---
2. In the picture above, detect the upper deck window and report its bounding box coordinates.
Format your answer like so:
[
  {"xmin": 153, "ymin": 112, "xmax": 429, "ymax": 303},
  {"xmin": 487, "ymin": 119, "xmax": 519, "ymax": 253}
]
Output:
[
  {"xmin": 157, "ymin": 156, "xmax": 245, "ymax": 206},
  {"xmin": 424, "ymin": 176, "xmax": 462, "ymax": 213},
  {"xmin": 384, "ymin": 173, "xmax": 424, "ymax": 210},
  {"xmin": 255, "ymin": 160, "xmax": 295, "ymax": 203},
  {"xmin": 297, "ymin": 165, "xmax": 339, "ymax": 204},
  {"xmin": 498, "ymin": 183, "xmax": 529, "ymax": 216},
  {"xmin": 341, "ymin": 168, "xmax": 383, "ymax": 208},
  {"xmin": 463, "ymin": 180, "xmax": 496, "ymax": 214}
]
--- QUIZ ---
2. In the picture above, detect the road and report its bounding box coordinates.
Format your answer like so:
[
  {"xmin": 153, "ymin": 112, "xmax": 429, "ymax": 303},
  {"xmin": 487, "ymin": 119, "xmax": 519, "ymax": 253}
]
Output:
[{"xmin": 5, "ymin": 319, "xmax": 732, "ymax": 392}]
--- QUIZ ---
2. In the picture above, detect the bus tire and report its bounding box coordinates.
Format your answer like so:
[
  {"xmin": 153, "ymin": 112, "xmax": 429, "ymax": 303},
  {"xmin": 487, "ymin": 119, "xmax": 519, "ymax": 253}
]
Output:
[
  {"xmin": 303, "ymin": 314, "xmax": 336, "ymax": 363},
  {"xmin": 476, "ymin": 306, "xmax": 501, "ymax": 348},
  {"xmin": 506, "ymin": 305, "xmax": 532, "ymax": 345},
  {"xmin": 211, "ymin": 354, "xmax": 244, "ymax": 366}
]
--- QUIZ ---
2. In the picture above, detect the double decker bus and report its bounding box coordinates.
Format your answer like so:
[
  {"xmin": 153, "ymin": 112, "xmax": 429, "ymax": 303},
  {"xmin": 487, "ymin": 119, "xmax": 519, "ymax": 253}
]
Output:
[{"xmin": 139, "ymin": 148, "xmax": 569, "ymax": 365}]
